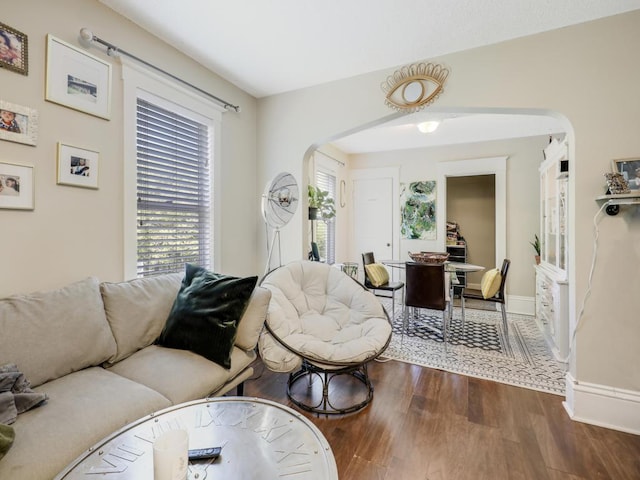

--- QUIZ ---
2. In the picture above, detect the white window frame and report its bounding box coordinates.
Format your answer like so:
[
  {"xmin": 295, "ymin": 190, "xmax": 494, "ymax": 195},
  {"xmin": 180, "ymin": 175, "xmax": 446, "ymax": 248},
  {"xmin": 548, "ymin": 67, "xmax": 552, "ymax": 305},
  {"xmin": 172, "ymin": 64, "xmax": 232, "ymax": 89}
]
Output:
[
  {"xmin": 314, "ymin": 156, "xmax": 338, "ymax": 265},
  {"xmin": 122, "ymin": 58, "xmax": 224, "ymax": 279}
]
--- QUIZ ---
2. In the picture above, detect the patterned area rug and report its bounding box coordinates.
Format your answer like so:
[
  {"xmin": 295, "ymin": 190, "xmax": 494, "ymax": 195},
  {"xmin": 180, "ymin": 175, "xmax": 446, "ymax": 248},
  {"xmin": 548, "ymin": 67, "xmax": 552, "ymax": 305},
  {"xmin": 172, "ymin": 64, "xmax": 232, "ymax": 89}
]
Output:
[{"xmin": 379, "ymin": 300, "xmax": 567, "ymax": 395}]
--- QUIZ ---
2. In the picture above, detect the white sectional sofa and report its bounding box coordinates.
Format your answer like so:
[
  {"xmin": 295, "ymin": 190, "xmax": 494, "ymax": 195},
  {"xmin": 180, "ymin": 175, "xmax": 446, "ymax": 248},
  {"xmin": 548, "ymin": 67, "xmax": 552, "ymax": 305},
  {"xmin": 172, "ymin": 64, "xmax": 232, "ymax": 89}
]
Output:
[{"xmin": 0, "ymin": 273, "xmax": 270, "ymax": 480}]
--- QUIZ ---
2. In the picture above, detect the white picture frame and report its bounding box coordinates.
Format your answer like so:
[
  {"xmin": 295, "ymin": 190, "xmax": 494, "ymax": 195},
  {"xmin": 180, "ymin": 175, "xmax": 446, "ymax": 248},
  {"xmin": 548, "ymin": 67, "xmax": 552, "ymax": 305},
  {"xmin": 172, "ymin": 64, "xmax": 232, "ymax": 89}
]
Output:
[
  {"xmin": 0, "ymin": 99, "xmax": 38, "ymax": 146},
  {"xmin": 0, "ymin": 161, "xmax": 34, "ymax": 210},
  {"xmin": 57, "ymin": 143, "xmax": 99, "ymax": 189},
  {"xmin": 45, "ymin": 34, "xmax": 112, "ymax": 120}
]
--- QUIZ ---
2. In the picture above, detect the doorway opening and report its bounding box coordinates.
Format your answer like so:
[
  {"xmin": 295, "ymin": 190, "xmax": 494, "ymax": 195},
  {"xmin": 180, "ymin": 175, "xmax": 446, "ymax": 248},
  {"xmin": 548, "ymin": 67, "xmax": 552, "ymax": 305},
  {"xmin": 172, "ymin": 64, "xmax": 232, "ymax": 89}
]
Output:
[{"xmin": 446, "ymin": 174, "xmax": 496, "ymax": 290}]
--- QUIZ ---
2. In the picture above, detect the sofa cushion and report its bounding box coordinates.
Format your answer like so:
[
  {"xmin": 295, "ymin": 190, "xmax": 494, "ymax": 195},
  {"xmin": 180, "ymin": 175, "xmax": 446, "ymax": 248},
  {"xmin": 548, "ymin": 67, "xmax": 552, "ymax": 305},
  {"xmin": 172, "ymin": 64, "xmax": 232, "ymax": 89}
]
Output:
[
  {"xmin": 106, "ymin": 344, "xmax": 256, "ymax": 404},
  {"xmin": 0, "ymin": 277, "xmax": 116, "ymax": 388},
  {"xmin": 234, "ymin": 286, "xmax": 271, "ymax": 351},
  {"xmin": 0, "ymin": 367, "xmax": 171, "ymax": 480},
  {"xmin": 100, "ymin": 273, "xmax": 183, "ymax": 363},
  {"xmin": 158, "ymin": 264, "xmax": 257, "ymax": 369}
]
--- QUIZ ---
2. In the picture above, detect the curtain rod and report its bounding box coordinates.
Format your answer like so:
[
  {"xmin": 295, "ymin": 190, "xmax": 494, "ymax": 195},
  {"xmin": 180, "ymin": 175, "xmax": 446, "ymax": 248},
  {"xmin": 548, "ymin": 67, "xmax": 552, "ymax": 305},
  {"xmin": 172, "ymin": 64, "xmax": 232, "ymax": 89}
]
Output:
[{"xmin": 79, "ymin": 28, "xmax": 241, "ymax": 113}]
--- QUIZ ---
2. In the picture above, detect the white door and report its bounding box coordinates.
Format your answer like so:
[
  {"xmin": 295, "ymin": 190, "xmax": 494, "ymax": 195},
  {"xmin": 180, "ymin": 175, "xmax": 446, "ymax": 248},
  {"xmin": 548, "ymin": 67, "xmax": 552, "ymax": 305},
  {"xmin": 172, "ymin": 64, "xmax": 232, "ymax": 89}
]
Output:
[{"xmin": 351, "ymin": 176, "xmax": 395, "ymax": 263}]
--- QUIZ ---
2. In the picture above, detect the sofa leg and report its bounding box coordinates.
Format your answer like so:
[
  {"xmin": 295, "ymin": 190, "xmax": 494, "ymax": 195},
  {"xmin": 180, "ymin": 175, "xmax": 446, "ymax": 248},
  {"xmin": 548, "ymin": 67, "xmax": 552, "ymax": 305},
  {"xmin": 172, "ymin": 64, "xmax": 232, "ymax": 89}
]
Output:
[{"xmin": 236, "ymin": 382, "xmax": 244, "ymax": 396}]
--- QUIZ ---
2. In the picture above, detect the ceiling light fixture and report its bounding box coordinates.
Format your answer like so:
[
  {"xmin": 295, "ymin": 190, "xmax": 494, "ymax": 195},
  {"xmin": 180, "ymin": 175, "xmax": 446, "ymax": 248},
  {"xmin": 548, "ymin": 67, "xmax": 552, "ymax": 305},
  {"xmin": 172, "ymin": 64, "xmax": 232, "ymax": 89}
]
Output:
[{"xmin": 417, "ymin": 121, "xmax": 440, "ymax": 133}]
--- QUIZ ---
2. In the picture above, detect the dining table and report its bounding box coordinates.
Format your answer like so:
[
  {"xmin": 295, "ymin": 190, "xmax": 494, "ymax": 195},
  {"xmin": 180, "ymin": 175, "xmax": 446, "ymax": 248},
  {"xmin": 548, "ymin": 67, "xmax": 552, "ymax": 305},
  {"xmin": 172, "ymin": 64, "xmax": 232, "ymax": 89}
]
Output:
[
  {"xmin": 381, "ymin": 259, "xmax": 485, "ymax": 274},
  {"xmin": 381, "ymin": 259, "xmax": 485, "ymax": 309}
]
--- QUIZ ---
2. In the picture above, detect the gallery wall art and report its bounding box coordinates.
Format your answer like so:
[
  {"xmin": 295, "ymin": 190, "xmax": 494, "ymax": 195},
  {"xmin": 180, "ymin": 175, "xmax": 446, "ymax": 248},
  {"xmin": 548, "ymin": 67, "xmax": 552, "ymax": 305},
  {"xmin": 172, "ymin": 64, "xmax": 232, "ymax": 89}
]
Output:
[
  {"xmin": 0, "ymin": 21, "xmax": 28, "ymax": 75},
  {"xmin": 401, "ymin": 180, "xmax": 436, "ymax": 240},
  {"xmin": 45, "ymin": 35, "xmax": 112, "ymax": 119},
  {"xmin": 0, "ymin": 99, "xmax": 38, "ymax": 146}
]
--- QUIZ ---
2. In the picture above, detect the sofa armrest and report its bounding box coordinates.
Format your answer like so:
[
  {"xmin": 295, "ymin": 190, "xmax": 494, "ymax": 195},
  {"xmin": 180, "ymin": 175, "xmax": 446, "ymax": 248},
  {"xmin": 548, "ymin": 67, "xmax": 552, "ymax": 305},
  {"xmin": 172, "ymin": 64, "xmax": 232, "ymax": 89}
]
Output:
[{"xmin": 234, "ymin": 286, "xmax": 271, "ymax": 351}]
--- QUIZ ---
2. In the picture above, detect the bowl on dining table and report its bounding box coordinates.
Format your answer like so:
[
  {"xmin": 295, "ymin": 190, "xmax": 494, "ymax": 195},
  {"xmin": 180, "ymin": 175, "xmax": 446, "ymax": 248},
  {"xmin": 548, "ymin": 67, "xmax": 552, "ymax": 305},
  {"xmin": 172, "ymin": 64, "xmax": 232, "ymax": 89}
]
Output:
[{"xmin": 408, "ymin": 251, "xmax": 450, "ymax": 264}]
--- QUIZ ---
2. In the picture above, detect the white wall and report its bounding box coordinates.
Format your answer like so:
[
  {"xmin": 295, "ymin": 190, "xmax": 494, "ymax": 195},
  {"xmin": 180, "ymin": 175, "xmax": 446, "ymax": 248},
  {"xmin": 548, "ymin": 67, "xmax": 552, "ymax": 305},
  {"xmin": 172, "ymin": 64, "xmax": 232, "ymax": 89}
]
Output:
[
  {"xmin": 1, "ymin": 0, "xmax": 259, "ymax": 298},
  {"xmin": 256, "ymin": 12, "xmax": 640, "ymax": 428}
]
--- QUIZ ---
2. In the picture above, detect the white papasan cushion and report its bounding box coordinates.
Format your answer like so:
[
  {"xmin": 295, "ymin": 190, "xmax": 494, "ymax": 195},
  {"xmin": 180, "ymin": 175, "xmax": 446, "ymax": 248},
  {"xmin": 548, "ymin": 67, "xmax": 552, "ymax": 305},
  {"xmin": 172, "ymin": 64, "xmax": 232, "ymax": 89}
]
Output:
[{"xmin": 258, "ymin": 261, "xmax": 391, "ymax": 372}]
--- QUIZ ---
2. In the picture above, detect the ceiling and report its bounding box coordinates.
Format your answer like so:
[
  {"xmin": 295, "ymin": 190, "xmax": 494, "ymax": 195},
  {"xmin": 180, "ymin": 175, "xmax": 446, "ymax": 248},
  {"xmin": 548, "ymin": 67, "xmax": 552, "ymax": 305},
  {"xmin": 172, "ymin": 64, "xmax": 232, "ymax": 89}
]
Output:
[
  {"xmin": 330, "ymin": 111, "xmax": 566, "ymax": 154},
  {"xmin": 98, "ymin": 0, "xmax": 640, "ymax": 153}
]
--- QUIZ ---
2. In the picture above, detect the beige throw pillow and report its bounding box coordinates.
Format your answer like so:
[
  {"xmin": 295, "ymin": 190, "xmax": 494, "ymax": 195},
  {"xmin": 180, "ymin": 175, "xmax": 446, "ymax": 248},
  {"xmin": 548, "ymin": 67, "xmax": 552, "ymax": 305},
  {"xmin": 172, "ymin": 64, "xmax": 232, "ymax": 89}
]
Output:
[
  {"xmin": 480, "ymin": 268, "xmax": 502, "ymax": 299},
  {"xmin": 365, "ymin": 263, "xmax": 389, "ymax": 287}
]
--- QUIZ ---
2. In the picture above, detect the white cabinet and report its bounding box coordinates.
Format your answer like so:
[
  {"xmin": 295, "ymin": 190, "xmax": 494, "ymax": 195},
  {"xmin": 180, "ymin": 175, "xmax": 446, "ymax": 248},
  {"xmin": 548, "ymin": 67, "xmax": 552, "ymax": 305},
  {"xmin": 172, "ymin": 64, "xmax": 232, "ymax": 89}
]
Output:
[
  {"xmin": 540, "ymin": 138, "xmax": 568, "ymax": 274},
  {"xmin": 535, "ymin": 265, "xmax": 569, "ymax": 361},
  {"xmin": 536, "ymin": 137, "xmax": 569, "ymax": 362}
]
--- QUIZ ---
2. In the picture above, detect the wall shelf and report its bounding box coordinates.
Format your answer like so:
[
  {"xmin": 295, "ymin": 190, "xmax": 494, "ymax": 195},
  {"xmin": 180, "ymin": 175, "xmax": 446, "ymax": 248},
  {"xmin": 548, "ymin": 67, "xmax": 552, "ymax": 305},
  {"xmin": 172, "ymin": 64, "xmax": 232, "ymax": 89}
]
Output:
[{"xmin": 595, "ymin": 192, "xmax": 640, "ymax": 215}]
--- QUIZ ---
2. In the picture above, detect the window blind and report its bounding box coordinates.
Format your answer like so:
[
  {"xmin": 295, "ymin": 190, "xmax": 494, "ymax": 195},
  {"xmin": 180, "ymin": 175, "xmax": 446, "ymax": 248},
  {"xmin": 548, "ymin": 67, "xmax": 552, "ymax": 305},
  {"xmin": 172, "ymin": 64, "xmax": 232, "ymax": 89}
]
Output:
[
  {"xmin": 315, "ymin": 170, "xmax": 336, "ymax": 264},
  {"xmin": 136, "ymin": 98, "xmax": 212, "ymax": 276}
]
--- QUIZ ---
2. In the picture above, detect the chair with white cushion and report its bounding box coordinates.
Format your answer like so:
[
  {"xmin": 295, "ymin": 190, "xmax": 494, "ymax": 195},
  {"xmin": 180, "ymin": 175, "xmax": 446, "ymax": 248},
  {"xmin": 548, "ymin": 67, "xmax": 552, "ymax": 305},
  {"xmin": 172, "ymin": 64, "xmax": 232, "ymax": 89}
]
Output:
[{"xmin": 258, "ymin": 260, "xmax": 392, "ymax": 414}]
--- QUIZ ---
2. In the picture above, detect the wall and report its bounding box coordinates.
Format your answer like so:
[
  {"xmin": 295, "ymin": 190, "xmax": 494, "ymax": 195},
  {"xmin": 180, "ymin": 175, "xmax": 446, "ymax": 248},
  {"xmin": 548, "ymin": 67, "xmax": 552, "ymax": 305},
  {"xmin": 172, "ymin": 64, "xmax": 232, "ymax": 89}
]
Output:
[
  {"xmin": 349, "ymin": 136, "xmax": 545, "ymax": 299},
  {"xmin": 447, "ymin": 175, "xmax": 495, "ymax": 287},
  {"xmin": 256, "ymin": 12, "xmax": 640, "ymax": 428},
  {"xmin": 1, "ymin": 0, "xmax": 258, "ymax": 298}
]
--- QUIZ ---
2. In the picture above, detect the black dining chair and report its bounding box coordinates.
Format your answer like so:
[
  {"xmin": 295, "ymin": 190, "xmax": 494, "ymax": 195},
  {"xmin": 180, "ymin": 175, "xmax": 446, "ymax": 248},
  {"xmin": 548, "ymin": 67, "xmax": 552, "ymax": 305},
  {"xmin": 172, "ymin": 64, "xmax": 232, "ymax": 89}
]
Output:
[
  {"xmin": 403, "ymin": 261, "xmax": 451, "ymax": 345},
  {"xmin": 461, "ymin": 258, "xmax": 511, "ymax": 335},
  {"xmin": 362, "ymin": 252, "xmax": 404, "ymax": 319}
]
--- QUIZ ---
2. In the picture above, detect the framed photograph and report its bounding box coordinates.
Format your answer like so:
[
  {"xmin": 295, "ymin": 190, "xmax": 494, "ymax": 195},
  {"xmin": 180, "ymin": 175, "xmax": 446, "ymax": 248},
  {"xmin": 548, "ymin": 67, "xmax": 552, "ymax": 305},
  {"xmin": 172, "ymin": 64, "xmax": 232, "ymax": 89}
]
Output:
[
  {"xmin": 57, "ymin": 143, "xmax": 99, "ymax": 189},
  {"xmin": 612, "ymin": 157, "xmax": 640, "ymax": 191},
  {"xmin": 0, "ymin": 162, "xmax": 34, "ymax": 210},
  {"xmin": 0, "ymin": 21, "xmax": 28, "ymax": 75},
  {"xmin": 0, "ymin": 99, "xmax": 38, "ymax": 146},
  {"xmin": 45, "ymin": 34, "xmax": 112, "ymax": 120}
]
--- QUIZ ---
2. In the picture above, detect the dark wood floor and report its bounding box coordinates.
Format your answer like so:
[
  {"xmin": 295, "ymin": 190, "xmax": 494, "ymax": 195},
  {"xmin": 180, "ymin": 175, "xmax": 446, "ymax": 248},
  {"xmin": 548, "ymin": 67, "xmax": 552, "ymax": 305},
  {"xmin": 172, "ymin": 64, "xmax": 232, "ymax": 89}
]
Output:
[{"xmin": 243, "ymin": 358, "xmax": 640, "ymax": 480}]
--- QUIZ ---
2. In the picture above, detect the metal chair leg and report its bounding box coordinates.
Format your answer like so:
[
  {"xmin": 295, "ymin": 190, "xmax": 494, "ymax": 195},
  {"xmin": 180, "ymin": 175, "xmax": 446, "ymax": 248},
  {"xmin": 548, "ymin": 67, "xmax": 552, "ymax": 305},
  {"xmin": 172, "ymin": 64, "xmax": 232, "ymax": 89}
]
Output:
[
  {"xmin": 391, "ymin": 292, "xmax": 396, "ymax": 320},
  {"xmin": 500, "ymin": 303, "xmax": 508, "ymax": 336},
  {"xmin": 401, "ymin": 305, "xmax": 408, "ymax": 345},
  {"xmin": 442, "ymin": 307, "xmax": 448, "ymax": 353}
]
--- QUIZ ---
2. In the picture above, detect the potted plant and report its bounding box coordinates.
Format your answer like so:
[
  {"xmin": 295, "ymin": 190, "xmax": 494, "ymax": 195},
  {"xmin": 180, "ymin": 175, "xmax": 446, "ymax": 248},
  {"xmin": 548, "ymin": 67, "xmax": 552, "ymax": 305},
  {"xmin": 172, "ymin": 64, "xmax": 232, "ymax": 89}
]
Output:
[
  {"xmin": 530, "ymin": 234, "xmax": 541, "ymax": 264},
  {"xmin": 308, "ymin": 185, "xmax": 336, "ymax": 220}
]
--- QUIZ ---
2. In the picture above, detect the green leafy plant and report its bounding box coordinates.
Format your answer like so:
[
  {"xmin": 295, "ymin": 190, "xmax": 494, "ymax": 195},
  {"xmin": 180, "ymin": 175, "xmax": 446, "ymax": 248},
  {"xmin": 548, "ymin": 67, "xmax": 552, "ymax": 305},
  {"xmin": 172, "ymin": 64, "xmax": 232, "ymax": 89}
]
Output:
[
  {"xmin": 530, "ymin": 234, "xmax": 541, "ymax": 256},
  {"xmin": 308, "ymin": 184, "xmax": 336, "ymax": 220}
]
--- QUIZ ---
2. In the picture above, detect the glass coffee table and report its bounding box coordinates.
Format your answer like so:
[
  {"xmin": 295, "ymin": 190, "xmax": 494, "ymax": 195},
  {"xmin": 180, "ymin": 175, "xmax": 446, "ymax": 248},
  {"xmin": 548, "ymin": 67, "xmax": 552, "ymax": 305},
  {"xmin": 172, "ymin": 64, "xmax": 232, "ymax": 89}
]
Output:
[{"xmin": 55, "ymin": 397, "xmax": 338, "ymax": 479}]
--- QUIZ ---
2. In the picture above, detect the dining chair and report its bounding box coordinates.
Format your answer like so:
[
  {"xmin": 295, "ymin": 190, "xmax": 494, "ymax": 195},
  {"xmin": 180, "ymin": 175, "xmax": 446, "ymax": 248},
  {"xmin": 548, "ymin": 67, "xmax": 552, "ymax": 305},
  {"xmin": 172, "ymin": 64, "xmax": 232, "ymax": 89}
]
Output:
[
  {"xmin": 362, "ymin": 252, "xmax": 404, "ymax": 319},
  {"xmin": 403, "ymin": 261, "xmax": 451, "ymax": 345},
  {"xmin": 461, "ymin": 258, "xmax": 511, "ymax": 335}
]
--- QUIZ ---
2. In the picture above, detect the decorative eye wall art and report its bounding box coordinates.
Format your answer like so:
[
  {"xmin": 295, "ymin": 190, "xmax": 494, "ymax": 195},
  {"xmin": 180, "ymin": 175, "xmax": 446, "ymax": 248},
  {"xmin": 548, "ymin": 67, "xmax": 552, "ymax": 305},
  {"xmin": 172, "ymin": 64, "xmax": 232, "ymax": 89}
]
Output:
[{"xmin": 381, "ymin": 62, "xmax": 449, "ymax": 113}]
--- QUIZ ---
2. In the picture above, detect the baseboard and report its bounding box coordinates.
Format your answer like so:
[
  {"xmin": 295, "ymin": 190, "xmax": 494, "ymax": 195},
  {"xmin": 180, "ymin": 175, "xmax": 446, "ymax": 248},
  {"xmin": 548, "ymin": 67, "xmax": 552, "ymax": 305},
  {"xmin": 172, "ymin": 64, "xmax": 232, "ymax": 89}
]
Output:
[
  {"xmin": 564, "ymin": 372, "xmax": 640, "ymax": 435},
  {"xmin": 506, "ymin": 294, "xmax": 535, "ymax": 316}
]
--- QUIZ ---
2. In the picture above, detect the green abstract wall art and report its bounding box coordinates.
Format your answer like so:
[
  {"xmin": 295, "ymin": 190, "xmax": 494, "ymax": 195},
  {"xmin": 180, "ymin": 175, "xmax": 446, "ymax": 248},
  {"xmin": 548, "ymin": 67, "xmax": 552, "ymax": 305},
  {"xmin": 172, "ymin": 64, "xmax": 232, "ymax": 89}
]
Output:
[{"xmin": 401, "ymin": 180, "xmax": 436, "ymax": 240}]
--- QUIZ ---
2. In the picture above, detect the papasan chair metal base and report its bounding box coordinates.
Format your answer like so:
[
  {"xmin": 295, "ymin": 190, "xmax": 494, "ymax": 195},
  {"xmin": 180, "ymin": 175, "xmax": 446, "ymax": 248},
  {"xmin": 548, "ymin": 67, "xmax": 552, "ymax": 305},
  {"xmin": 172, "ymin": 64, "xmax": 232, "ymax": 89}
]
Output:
[
  {"xmin": 287, "ymin": 360, "xmax": 373, "ymax": 415},
  {"xmin": 257, "ymin": 260, "xmax": 392, "ymax": 416}
]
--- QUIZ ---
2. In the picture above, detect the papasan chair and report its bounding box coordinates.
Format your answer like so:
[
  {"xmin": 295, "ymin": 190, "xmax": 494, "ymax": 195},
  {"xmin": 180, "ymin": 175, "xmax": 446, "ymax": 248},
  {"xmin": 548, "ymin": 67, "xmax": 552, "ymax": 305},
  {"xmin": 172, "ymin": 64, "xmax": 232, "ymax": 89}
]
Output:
[{"xmin": 258, "ymin": 260, "xmax": 392, "ymax": 414}]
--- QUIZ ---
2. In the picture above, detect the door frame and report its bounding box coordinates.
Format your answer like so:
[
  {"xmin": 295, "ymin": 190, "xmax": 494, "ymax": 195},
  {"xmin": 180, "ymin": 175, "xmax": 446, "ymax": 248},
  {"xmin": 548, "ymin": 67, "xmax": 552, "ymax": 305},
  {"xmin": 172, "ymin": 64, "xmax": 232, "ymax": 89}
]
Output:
[
  {"xmin": 349, "ymin": 167, "xmax": 401, "ymax": 262},
  {"xmin": 436, "ymin": 156, "xmax": 507, "ymax": 270}
]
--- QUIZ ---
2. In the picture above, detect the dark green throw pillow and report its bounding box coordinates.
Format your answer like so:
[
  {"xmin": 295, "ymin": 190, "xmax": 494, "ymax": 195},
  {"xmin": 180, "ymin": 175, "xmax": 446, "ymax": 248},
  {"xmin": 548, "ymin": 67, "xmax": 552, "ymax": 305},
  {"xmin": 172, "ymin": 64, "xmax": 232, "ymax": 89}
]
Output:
[
  {"xmin": 0, "ymin": 423, "xmax": 14, "ymax": 460},
  {"xmin": 158, "ymin": 264, "xmax": 258, "ymax": 369}
]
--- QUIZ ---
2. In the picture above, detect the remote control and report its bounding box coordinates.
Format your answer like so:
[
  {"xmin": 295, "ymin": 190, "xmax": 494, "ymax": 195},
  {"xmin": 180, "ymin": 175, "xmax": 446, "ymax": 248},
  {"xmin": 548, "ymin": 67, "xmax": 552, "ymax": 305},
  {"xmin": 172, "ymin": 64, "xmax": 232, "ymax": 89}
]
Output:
[{"xmin": 188, "ymin": 447, "xmax": 222, "ymax": 461}]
